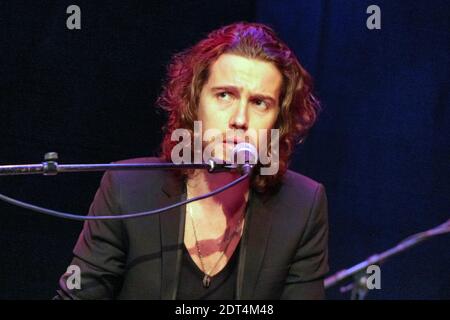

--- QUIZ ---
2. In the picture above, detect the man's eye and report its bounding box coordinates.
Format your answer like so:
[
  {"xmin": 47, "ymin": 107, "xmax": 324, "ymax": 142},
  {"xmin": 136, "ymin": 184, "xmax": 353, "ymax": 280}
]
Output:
[
  {"xmin": 217, "ymin": 92, "xmax": 232, "ymax": 101},
  {"xmin": 253, "ymin": 99, "xmax": 268, "ymax": 110}
]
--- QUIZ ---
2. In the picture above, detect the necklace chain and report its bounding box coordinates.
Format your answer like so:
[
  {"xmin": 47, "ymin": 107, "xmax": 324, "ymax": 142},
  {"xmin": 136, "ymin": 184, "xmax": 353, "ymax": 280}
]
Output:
[{"xmin": 186, "ymin": 190, "xmax": 244, "ymax": 288}]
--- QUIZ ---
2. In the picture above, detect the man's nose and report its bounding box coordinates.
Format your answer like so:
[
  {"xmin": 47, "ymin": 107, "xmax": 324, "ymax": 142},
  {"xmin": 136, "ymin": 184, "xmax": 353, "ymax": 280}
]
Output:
[{"xmin": 229, "ymin": 101, "xmax": 248, "ymax": 131}]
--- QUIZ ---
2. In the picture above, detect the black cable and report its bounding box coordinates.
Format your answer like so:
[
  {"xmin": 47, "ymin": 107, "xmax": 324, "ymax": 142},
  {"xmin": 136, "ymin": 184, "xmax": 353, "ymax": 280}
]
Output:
[{"xmin": 0, "ymin": 172, "xmax": 250, "ymax": 221}]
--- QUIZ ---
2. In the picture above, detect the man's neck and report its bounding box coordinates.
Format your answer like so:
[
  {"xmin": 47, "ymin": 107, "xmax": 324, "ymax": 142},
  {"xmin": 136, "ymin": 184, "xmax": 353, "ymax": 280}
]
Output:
[{"xmin": 186, "ymin": 169, "xmax": 250, "ymax": 221}]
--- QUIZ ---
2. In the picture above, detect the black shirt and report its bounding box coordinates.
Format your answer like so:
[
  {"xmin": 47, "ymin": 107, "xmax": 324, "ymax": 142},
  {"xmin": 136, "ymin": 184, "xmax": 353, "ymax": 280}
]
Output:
[{"xmin": 176, "ymin": 242, "xmax": 241, "ymax": 300}]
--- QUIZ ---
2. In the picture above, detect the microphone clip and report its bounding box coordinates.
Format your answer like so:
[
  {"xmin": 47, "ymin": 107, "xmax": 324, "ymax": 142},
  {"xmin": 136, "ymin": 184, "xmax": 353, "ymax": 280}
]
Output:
[{"xmin": 207, "ymin": 158, "xmax": 254, "ymax": 175}]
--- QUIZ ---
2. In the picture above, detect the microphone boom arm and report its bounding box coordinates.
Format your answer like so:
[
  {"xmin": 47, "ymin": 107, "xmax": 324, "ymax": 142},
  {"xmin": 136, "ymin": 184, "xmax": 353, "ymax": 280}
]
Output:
[{"xmin": 0, "ymin": 152, "xmax": 239, "ymax": 176}]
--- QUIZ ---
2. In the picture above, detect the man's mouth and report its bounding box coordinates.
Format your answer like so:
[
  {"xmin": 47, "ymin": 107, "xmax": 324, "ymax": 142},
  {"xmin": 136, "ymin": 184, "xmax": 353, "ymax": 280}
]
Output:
[{"xmin": 223, "ymin": 137, "xmax": 246, "ymax": 145}]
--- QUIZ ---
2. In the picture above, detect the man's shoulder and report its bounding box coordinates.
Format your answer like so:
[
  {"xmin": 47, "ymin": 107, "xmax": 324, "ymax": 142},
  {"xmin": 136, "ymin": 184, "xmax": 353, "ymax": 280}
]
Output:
[
  {"xmin": 106, "ymin": 156, "xmax": 172, "ymax": 184},
  {"xmin": 113, "ymin": 156, "xmax": 163, "ymax": 165},
  {"xmin": 276, "ymin": 169, "xmax": 325, "ymax": 204},
  {"xmin": 283, "ymin": 169, "xmax": 322, "ymax": 190}
]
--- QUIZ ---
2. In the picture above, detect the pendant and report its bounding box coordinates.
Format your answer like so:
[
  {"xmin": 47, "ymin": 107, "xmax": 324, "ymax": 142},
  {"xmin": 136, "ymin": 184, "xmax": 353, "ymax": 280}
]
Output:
[{"xmin": 202, "ymin": 274, "xmax": 211, "ymax": 288}]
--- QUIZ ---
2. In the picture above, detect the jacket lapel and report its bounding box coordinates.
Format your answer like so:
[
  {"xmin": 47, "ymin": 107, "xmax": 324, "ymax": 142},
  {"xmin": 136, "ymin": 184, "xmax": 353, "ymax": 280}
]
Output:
[
  {"xmin": 159, "ymin": 173, "xmax": 185, "ymax": 300},
  {"xmin": 236, "ymin": 190, "xmax": 274, "ymax": 299}
]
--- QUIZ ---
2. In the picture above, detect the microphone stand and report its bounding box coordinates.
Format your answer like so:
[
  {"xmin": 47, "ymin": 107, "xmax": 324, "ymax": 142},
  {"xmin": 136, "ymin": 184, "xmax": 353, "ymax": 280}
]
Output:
[
  {"xmin": 0, "ymin": 152, "xmax": 254, "ymax": 220},
  {"xmin": 324, "ymin": 218, "xmax": 450, "ymax": 299}
]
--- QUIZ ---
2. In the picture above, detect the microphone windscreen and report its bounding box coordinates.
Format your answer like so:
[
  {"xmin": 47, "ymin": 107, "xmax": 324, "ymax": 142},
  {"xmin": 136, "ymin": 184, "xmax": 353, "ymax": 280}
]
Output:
[{"xmin": 232, "ymin": 142, "xmax": 258, "ymax": 164}]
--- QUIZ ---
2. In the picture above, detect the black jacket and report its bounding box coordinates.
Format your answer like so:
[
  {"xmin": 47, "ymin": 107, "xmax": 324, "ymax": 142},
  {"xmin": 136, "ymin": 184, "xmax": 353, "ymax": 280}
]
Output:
[{"xmin": 55, "ymin": 157, "xmax": 329, "ymax": 299}]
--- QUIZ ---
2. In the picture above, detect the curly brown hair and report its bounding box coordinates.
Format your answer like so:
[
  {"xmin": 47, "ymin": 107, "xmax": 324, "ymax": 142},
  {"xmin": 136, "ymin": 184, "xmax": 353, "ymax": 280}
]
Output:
[{"xmin": 157, "ymin": 22, "xmax": 321, "ymax": 193}]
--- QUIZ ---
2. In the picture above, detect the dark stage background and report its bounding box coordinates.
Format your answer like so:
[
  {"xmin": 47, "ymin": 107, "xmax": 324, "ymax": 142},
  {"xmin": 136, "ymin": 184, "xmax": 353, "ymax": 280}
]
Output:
[{"xmin": 1, "ymin": 1, "xmax": 449, "ymax": 299}]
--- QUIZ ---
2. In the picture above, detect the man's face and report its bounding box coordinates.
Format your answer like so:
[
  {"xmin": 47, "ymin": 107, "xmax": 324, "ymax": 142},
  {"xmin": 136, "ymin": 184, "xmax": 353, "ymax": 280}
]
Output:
[{"xmin": 197, "ymin": 53, "xmax": 282, "ymax": 162}]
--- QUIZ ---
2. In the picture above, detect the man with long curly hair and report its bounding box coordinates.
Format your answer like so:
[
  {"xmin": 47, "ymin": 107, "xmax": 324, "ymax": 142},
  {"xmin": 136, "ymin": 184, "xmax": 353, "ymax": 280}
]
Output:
[{"xmin": 55, "ymin": 22, "xmax": 329, "ymax": 300}]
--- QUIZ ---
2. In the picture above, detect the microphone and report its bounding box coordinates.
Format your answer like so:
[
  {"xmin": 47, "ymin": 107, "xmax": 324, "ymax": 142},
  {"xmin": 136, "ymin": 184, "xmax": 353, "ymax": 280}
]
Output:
[{"xmin": 232, "ymin": 142, "xmax": 258, "ymax": 175}]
